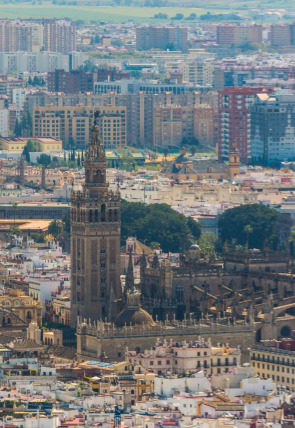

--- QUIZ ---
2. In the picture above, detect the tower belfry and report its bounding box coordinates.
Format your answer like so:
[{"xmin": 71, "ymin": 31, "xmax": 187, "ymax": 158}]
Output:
[{"xmin": 70, "ymin": 111, "xmax": 122, "ymax": 326}]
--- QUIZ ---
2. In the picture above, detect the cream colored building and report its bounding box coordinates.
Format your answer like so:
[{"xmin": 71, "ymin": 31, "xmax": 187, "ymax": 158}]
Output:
[
  {"xmin": 181, "ymin": 61, "xmax": 213, "ymax": 87},
  {"xmin": 33, "ymin": 105, "xmax": 127, "ymax": 148},
  {"xmin": 250, "ymin": 340, "xmax": 295, "ymax": 391},
  {"xmin": 0, "ymin": 137, "xmax": 62, "ymax": 153},
  {"xmin": 0, "ymin": 289, "xmax": 42, "ymax": 326},
  {"xmin": 126, "ymin": 338, "xmax": 241, "ymax": 376}
]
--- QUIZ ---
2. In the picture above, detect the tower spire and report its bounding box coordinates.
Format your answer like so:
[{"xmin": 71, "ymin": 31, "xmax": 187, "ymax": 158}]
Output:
[
  {"xmin": 70, "ymin": 109, "xmax": 122, "ymax": 327},
  {"xmin": 125, "ymin": 249, "xmax": 134, "ymax": 297}
]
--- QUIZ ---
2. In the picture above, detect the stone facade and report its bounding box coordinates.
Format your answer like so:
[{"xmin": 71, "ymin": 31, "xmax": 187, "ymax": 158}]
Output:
[{"xmin": 70, "ymin": 112, "xmax": 122, "ymax": 326}]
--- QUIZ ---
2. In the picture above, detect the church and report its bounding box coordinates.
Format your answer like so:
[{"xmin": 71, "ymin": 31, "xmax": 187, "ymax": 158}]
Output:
[{"xmin": 73, "ymin": 112, "xmax": 295, "ymax": 362}]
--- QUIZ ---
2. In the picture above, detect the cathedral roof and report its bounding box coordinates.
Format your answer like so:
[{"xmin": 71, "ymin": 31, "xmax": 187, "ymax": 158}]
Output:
[{"xmin": 114, "ymin": 307, "xmax": 156, "ymax": 328}]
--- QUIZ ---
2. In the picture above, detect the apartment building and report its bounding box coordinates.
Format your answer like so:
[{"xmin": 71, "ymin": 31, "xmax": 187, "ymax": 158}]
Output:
[
  {"xmin": 26, "ymin": 91, "xmax": 216, "ymax": 149},
  {"xmin": 194, "ymin": 105, "xmax": 218, "ymax": 147},
  {"xmin": 43, "ymin": 19, "xmax": 76, "ymax": 54},
  {"xmin": 251, "ymin": 90, "xmax": 295, "ymax": 164},
  {"xmin": 136, "ymin": 26, "xmax": 188, "ymax": 52},
  {"xmin": 48, "ymin": 69, "xmax": 94, "ymax": 94},
  {"xmin": 250, "ymin": 339, "xmax": 295, "ymax": 391},
  {"xmin": 32, "ymin": 105, "xmax": 126, "ymax": 148},
  {"xmin": 181, "ymin": 61, "xmax": 213, "ymax": 87},
  {"xmin": 270, "ymin": 24, "xmax": 292, "ymax": 47},
  {"xmin": 216, "ymin": 24, "xmax": 262, "ymax": 46},
  {"xmin": 218, "ymin": 86, "xmax": 272, "ymax": 164}
]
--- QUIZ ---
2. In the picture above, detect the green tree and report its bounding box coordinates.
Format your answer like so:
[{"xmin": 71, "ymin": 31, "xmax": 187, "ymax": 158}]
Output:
[
  {"xmin": 77, "ymin": 152, "xmax": 81, "ymax": 167},
  {"xmin": 190, "ymin": 146, "xmax": 197, "ymax": 157},
  {"xmin": 22, "ymin": 145, "xmax": 30, "ymax": 163},
  {"xmin": 244, "ymin": 224, "xmax": 253, "ymax": 248},
  {"xmin": 198, "ymin": 232, "xmax": 217, "ymax": 261},
  {"xmin": 14, "ymin": 119, "xmax": 21, "ymax": 137},
  {"xmin": 121, "ymin": 201, "xmax": 194, "ymax": 252},
  {"xmin": 48, "ymin": 219, "xmax": 63, "ymax": 240},
  {"xmin": 26, "ymin": 140, "xmax": 36, "ymax": 152},
  {"xmin": 162, "ymin": 146, "xmax": 169, "ymax": 160},
  {"xmin": 9, "ymin": 225, "xmax": 21, "ymax": 239},
  {"xmin": 31, "ymin": 232, "xmax": 45, "ymax": 243},
  {"xmin": 12, "ymin": 203, "xmax": 18, "ymax": 226},
  {"xmin": 187, "ymin": 217, "xmax": 201, "ymax": 240},
  {"xmin": 37, "ymin": 154, "xmax": 51, "ymax": 167},
  {"xmin": 218, "ymin": 204, "xmax": 280, "ymax": 250}
]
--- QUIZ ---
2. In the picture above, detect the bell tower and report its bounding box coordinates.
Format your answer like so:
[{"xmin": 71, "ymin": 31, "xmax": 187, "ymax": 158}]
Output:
[{"xmin": 70, "ymin": 111, "xmax": 122, "ymax": 327}]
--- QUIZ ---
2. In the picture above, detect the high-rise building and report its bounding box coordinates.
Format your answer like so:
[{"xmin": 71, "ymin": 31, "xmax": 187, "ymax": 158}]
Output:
[
  {"xmin": 270, "ymin": 24, "xmax": 291, "ymax": 47},
  {"xmin": 32, "ymin": 104, "xmax": 127, "ymax": 148},
  {"xmin": 136, "ymin": 26, "xmax": 188, "ymax": 52},
  {"xmin": 194, "ymin": 106, "xmax": 218, "ymax": 147},
  {"xmin": 251, "ymin": 90, "xmax": 295, "ymax": 164},
  {"xmin": 181, "ymin": 61, "xmax": 213, "ymax": 87},
  {"xmin": 48, "ymin": 69, "xmax": 94, "ymax": 94},
  {"xmin": 43, "ymin": 19, "xmax": 76, "ymax": 54},
  {"xmin": 218, "ymin": 87, "xmax": 272, "ymax": 164},
  {"xmin": 216, "ymin": 24, "xmax": 262, "ymax": 46},
  {"xmin": 70, "ymin": 112, "xmax": 122, "ymax": 326}
]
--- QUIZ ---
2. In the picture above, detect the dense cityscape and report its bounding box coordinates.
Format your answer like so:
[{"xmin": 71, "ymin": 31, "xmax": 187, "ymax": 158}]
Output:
[{"xmin": 2, "ymin": 2, "xmax": 295, "ymax": 427}]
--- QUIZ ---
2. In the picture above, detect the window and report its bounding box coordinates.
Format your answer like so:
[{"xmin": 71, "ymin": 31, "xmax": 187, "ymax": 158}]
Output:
[{"xmin": 150, "ymin": 361, "xmax": 154, "ymax": 366}]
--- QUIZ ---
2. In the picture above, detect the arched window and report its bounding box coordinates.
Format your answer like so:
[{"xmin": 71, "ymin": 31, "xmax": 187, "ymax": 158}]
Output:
[
  {"xmin": 95, "ymin": 209, "xmax": 98, "ymax": 222},
  {"xmin": 27, "ymin": 311, "xmax": 32, "ymax": 320},
  {"xmin": 89, "ymin": 210, "xmax": 93, "ymax": 222},
  {"xmin": 101, "ymin": 204, "xmax": 106, "ymax": 222}
]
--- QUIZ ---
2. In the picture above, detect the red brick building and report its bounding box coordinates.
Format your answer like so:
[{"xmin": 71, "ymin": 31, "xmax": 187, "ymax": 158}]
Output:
[
  {"xmin": 47, "ymin": 69, "xmax": 94, "ymax": 94},
  {"xmin": 218, "ymin": 87, "xmax": 272, "ymax": 164}
]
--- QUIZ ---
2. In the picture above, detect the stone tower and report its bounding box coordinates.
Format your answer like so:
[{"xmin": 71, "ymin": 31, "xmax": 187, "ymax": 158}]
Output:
[
  {"xmin": 228, "ymin": 149, "xmax": 240, "ymax": 179},
  {"xmin": 70, "ymin": 111, "xmax": 122, "ymax": 327}
]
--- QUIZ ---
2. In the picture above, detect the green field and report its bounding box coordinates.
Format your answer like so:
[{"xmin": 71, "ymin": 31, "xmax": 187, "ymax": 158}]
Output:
[{"xmin": 0, "ymin": 5, "xmax": 236, "ymax": 21}]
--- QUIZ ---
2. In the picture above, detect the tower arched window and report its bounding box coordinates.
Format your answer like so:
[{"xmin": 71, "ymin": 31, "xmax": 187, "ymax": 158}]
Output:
[
  {"xmin": 89, "ymin": 210, "xmax": 93, "ymax": 222},
  {"xmin": 101, "ymin": 204, "xmax": 106, "ymax": 222}
]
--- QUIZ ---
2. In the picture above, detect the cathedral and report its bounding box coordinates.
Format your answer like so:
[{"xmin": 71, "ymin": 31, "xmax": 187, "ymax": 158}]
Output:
[
  {"xmin": 73, "ymin": 112, "xmax": 295, "ymax": 362},
  {"xmin": 70, "ymin": 111, "xmax": 122, "ymax": 326}
]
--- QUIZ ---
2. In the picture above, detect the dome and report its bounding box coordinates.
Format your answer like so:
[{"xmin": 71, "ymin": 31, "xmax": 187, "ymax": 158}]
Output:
[
  {"xmin": 114, "ymin": 308, "xmax": 156, "ymax": 328},
  {"xmin": 190, "ymin": 244, "xmax": 200, "ymax": 250}
]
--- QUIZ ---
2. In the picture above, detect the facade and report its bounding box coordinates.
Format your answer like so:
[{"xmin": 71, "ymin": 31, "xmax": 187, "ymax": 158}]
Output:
[
  {"xmin": 32, "ymin": 105, "xmax": 127, "ymax": 148},
  {"xmin": 218, "ymin": 87, "xmax": 272, "ymax": 164},
  {"xmin": 136, "ymin": 26, "xmax": 188, "ymax": 52},
  {"xmin": 250, "ymin": 339, "xmax": 295, "ymax": 391},
  {"xmin": 43, "ymin": 19, "xmax": 76, "ymax": 54},
  {"xmin": 70, "ymin": 112, "xmax": 122, "ymax": 326},
  {"xmin": 47, "ymin": 69, "xmax": 94, "ymax": 94},
  {"xmin": 126, "ymin": 338, "xmax": 241, "ymax": 376},
  {"xmin": 0, "ymin": 51, "xmax": 70, "ymax": 73},
  {"xmin": 270, "ymin": 24, "xmax": 292, "ymax": 47},
  {"xmin": 216, "ymin": 24, "xmax": 263, "ymax": 46},
  {"xmin": 26, "ymin": 91, "xmax": 214, "ymax": 149},
  {"xmin": 153, "ymin": 105, "xmax": 194, "ymax": 148},
  {"xmin": 0, "ymin": 19, "xmax": 74, "ymax": 53},
  {"xmin": 251, "ymin": 90, "xmax": 295, "ymax": 164},
  {"xmin": 0, "ymin": 290, "xmax": 42, "ymax": 326},
  {"xmin": 194, "ymin": 106, "xmax": 218, "ymax": 147},
  {"xmin": 181, "ymin": 61, "xmax": 213, "ymax": 87},
  {"xmin": 0, "ymin": 108, "xmax": 9, "ymax": 137},
  {"xmin": 0, "ymin": 137, "xmax": 62, "ymax": 152}
]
